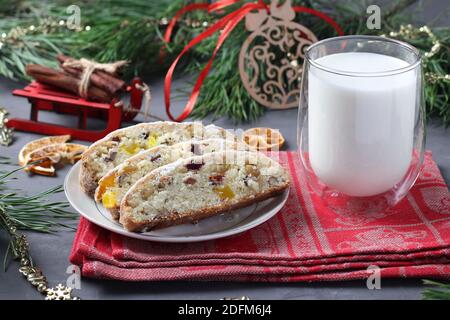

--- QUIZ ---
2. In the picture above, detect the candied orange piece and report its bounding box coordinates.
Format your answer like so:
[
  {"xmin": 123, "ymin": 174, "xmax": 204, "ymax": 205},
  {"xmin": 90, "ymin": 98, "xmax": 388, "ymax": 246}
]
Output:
[
  {"xmin": 146, "ymin": 134, "xmax": 159, "ymax": 149},
  {"xmin": 102, "ymin": 190, "xmax": 117, "ymax": 208},
  {"xmin": 120, "ymin": 142, "xmax": 140, "ymax": 155},
  {"xmin": 97, "ymin": 174, "xmax": 116, "ymax": 197},
  {"xmin": 214, "ymin": 185, "xmax": 235, "ymax": 200},
  {"xmin": 101, "ymin": 174, "xmax": 116, "ymax": 188},
  {"xmin": 122, "ymin": 165, "xmax": 137, "ymax": 174}
]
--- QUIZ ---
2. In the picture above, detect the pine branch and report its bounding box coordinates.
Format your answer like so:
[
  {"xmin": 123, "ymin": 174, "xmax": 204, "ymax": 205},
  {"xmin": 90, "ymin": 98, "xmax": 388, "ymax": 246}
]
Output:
[
  {"xmin": 189, "ymin": 24, "xmax": 265, "ymax": 123},
  {"xmin": 0, "ymin": 160, "xmax": 77, "ymax": 270},
  {"xmin": 187, "ymin": 0, "xmax": 419, "ymax": 122},
  {"xmin": 422, "ymin": 280, "xmax": 450, "ymax": 300},
  {"xmin": 0, "ymin": 0, "xmax": 185, "ymax": 81},
  {"xmin": 390, "ymin": 26, "xmax": 450, "ymax": 126},
  {"xmin": 0, "ymin": 0, "xmax": 448, "ymax": 124},
  {"xmin": 0, "ymin": 163, "xmax": 77, "ymax": 233},
  {"xmin": 385, "ymin": 0, "xmax": 416, "ymax": 18}
]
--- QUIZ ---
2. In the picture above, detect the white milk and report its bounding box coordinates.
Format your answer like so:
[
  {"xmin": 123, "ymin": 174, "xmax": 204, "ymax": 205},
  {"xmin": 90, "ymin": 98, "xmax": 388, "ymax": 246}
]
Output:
[{"xmin": 308, "ymin": 52, "xmax": 417, "ymax": 197}]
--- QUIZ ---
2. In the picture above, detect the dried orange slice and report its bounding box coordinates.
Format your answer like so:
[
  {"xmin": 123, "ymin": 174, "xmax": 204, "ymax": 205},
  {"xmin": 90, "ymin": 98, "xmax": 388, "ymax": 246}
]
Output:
[
  {"xmin": 243, "ymin": 127, "xmax": 285, "ymax": 151},
  {"xmin": 27, "ymin": 158, "xmax": 56, "ymax": 176},
  {"xmin": 25, "ymin": 143, "xmax": 87, "ymax": 176},
  {"xmin": 29, "ymin": 143, "xmax": 87, "ymax": 161},
  {"xmin": 26, "ymin": 143, "xmax": 87, "ymax": 164},
  {"xmin": 18, "ymin": 135, "xmax": 71, "ymax": 166}
]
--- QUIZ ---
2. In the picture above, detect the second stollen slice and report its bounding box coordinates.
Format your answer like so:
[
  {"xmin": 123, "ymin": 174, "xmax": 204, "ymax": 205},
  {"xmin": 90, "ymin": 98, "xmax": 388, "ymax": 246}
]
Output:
[
  {"xmin": 120, "ymin": 150, "xmax": 290, "ymax": 232},
  {"xmin": 95, "ymin": 138, "xmax": 249, "ymax": 220}
]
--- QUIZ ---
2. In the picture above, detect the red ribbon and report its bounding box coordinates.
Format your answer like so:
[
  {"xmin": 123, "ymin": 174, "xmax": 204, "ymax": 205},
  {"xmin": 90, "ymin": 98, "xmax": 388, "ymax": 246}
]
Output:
[{"xmin": 164, "ymin": 0, "xmax": 344, "ymax": 122}]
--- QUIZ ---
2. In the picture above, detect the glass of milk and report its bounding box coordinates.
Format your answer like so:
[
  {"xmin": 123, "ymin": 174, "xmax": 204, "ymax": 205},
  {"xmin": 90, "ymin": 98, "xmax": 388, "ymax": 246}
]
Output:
[{"xmin": 297, "ymin": 36, "xmax": 425, "ymax": 214}]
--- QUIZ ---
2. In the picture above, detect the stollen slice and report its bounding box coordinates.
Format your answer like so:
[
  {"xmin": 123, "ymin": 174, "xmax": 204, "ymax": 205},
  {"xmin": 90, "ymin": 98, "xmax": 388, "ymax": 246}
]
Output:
[
  {"xmin": 79, "ymin": 121, "xmax": 235, "ymax": 196},
  {"xmin": 120, "ymin": 150, "xmax": 290, "ymax": 232},
  {"xmin": 95, "ymin": 138, "xmax": 250, "ymax": 220}
]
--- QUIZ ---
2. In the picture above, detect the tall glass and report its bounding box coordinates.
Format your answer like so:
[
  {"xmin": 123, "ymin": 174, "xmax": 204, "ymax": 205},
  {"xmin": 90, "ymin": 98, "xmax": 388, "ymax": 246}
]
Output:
[{"xmin": 297, "ymin": 36, "xmax": 425, "ymax": 214}]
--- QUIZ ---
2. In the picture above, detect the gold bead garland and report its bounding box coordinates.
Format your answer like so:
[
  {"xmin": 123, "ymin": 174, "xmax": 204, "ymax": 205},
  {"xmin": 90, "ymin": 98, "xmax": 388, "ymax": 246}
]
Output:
[
  {"xmin": 1, "ymin": 208, "xmax": 79, "ymax": 300},
  {"xmin": 385, "ymin": 24, "xmax": 449, "ymax": 83},
  {"xmin": 388, "ymin": 24, "xmax": 441, "ymax": 58},
  {"xmin": 221, "ymin": 296, "xmax": 250, "ymax": 300},
  {"xmin": 0, "ymin": 17, "xmax": 82, "ymax": 50},
  {"xmin": 425, "ymin": 73, "xmax": 450, "ymax": 84},
  {"xmin": 0, "ymin": 16, "xmax": 213, "ymax": 53}
]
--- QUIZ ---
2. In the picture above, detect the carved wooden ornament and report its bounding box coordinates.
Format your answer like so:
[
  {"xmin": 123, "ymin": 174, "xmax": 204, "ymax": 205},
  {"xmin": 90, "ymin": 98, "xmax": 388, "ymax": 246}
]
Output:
[{"xmin": 239, "ymin": 0, "xmax": 318, "ymax": 109}]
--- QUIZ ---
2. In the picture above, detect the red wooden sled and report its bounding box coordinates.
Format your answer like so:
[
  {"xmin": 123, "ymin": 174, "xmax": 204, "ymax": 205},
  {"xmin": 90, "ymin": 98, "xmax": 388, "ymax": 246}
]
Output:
[{"xmin": 7, "ymin": 78, "xmax": 145, "ymax": 142}]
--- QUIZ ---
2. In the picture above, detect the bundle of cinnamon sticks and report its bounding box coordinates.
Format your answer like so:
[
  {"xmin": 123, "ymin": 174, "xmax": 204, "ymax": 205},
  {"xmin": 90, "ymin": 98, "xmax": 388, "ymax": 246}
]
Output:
[{"xmin": 26, "ymin": 54, "xmax": 126, "ymax": 103}]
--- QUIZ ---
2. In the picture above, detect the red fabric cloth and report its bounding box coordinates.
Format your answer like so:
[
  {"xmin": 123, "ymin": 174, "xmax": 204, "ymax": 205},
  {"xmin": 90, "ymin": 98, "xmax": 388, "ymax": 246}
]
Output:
[{"xmin": 70, "ymin": 151, "xmax": 450, "ymax": 281}]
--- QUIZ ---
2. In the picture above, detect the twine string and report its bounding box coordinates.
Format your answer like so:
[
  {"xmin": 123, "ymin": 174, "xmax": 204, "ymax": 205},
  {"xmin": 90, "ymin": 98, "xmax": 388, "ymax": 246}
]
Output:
[
  {"xmin": 62, "ymin": 58, "xmax": 128, "ymax": 99},
  {"xmin": 135, "ymin": 83, "xmax": 152, "ymax": 121},
  {"xmin": 115, "ymin": 83, "xmax": 165, "ymax": 121}
]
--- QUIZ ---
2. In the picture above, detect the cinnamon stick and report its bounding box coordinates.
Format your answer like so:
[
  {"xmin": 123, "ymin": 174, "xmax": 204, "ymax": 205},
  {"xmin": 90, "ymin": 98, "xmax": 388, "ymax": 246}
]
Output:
[
  {"xmin": 26, "ymin": 64, "xmax": 113, "ymax": 103},
  {"xmin": 56, "ymin": 54, "xmax": 126, "ymax": 96}
]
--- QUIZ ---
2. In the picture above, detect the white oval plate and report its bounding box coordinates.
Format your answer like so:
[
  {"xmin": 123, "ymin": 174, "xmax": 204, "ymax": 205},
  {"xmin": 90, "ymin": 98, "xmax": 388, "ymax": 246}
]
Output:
[{"xmin": 64, "ymin": 162, "xmax": 289, "ymax": 243}]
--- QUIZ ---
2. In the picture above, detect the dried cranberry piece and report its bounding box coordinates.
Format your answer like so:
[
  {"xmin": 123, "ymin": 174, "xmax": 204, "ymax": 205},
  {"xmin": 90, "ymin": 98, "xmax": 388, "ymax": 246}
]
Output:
[
  {"xmin": 151, "ymin": 154, "xmax": 161, "ymax": 162},
  {"xmin": 185, "ymin": 162, "xmax": 204, "ymax": 171},
  {"xmin": 183, "ymin": 177, "xmax": 197, "ymax": 185},
  {"xmin": 209, "ymin": 174, "xmax": 224, "ymax": 185}
]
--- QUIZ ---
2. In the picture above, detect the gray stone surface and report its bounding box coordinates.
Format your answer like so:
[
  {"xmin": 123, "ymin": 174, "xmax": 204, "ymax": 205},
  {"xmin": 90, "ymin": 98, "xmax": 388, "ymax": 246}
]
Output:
[
  {"xmin": 0, "ymin": 0, "xmax": 449, "ymax": 300},
  {"xmin": 1, "ymin": 75, "xmax": 449, "ymax": 300}
]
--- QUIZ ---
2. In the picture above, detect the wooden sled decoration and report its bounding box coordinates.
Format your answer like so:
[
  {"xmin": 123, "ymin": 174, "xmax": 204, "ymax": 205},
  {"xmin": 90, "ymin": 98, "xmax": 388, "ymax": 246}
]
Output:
[{"xmin": 7, "ymin": 78, "xmax": 145, "ymax": 142}]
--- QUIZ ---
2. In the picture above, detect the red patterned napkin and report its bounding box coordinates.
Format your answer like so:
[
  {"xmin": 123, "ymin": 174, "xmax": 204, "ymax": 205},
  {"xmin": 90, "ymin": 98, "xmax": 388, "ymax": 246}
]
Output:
[{"xmin": 70, "ymin": 151, "xmax": 450, "ymax": 281}]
